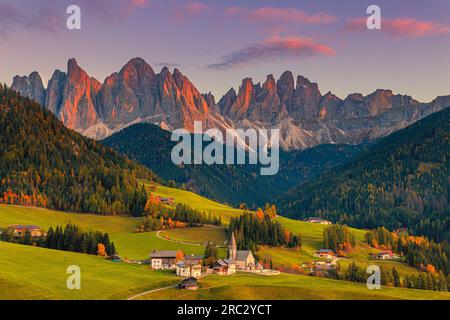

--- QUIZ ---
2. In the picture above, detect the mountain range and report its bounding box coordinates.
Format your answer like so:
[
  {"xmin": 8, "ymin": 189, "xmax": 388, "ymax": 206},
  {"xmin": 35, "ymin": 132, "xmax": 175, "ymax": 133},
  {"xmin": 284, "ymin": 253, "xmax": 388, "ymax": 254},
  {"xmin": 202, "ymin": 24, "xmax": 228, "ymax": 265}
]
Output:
[{"xmin": 11, "ymin": 57, "xmax": 450, "ymax": 149}]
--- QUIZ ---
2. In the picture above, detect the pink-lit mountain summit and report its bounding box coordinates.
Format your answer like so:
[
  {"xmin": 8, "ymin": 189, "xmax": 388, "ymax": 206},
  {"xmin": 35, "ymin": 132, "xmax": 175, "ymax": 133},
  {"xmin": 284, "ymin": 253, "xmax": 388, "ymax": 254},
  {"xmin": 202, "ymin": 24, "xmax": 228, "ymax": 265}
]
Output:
[{"xmin": 12, "ymin": 57, "xmax": 450, "ymax": 149}]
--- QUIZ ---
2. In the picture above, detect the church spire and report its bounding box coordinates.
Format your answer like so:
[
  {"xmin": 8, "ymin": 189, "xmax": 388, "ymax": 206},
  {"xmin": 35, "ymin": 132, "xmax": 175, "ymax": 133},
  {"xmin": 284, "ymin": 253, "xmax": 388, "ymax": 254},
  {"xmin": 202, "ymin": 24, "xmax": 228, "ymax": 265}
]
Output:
[{"xmin": 229, "ymin": 232, "xmax": 237, "ymax": 261}]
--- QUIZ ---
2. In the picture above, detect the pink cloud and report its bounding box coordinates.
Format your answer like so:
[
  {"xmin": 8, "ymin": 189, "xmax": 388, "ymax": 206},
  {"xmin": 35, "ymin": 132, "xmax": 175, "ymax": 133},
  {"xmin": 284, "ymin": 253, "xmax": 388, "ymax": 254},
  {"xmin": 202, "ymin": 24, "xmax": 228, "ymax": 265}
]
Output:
[
  {"xmin": 225, "ymin": 7, "xmax": 245, "ymax": 15},
  {"xmin": 227, "ymin": 6, "xmax": 337, "ymax": 25},
  {"xmin": 0, "ymin": 2, "xmax": 60, "ymax": 38},
  {"xmin": 185, "ymin": 2, "xmax": 208, "ymax": 15},
  {"xmin": 344, "ymin": 17, "xmax": 450, "ymax": 38},
  {"xmin": 77, "ymin": 0, "xmax": 151, "ymax": 20},
  {"xmin": 208, "ymin": 35, "xmax": 335, "ymax": 70}
]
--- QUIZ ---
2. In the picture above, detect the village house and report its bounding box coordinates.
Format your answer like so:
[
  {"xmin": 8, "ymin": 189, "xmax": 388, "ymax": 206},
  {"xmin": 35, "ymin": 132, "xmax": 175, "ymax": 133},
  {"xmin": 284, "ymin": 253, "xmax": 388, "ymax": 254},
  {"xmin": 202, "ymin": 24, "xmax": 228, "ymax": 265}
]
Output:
[
  {"xmin": 9, "ymin": 225, "xmax": 42, "ymax": 238},
  {"xmin": 176, "ymin": 262, "xmax": 202, "ymax": 278},
  {"xmin": 313, "ymin": 260, "xmax": 336, "ymax": 272},
  {"xmin": 176, "ymin": 254, "xmax": 203, "ymax": 278},
  {"xmin": 150, "ymin": 250, "xmax": 181, "ymax": 270},
  {"xmin": 158, "ymin": 196, "xmax": 175, "ymax": 205},
  {"xmin": 305, "ymin": 217, "xmax": 332, "ymax": 225},
  {"xmin": 314, "ymin": 249, "xmax": 335, "ymax": 259},
  {"xmin": 179, "ymin": 277, "xmax": 198, "ymax": 290},
  {"xmin": 212, "ymin": 259, "xmax": 236, "ymax": 275},
  {"xmin": 370, "ymin": 250, "xmax": 396, "ymax": 260}
]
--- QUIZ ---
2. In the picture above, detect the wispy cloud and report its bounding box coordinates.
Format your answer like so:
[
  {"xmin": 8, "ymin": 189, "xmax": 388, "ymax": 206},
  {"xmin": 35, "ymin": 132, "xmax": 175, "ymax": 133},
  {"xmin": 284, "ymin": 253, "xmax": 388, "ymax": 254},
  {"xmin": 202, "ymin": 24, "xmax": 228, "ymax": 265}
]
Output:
[
  {"xmin": 0, "ymin": 2, "xmax": 60, "ymax": 37},
  {"xmin": 0, "ymin": 0, "xmax": 150, "ymax": 38},
  {"xmin": 343, "ymin": 17, "xmax": 450, "ymax": 38},
  {"xmin": 226, "ymin": 6, "xmax": 337, "ymax": 25},
  {"xmin": 207, "ymin": 35, "xmax": 335, "ymax": 70},
  {"xmin": 76, "ymin": 0, "xmax": 151, "ymax": 21},
  {"xmin": 185, "ymin": 1, "xmax": 208, "ymax": 14},
  {"xmin": 173, "ymin": 1, "xmax": 209, "ymax": 21},
  {"xmin": 249, "ymin": 7, "xmax": 337, "ymax": 25}
]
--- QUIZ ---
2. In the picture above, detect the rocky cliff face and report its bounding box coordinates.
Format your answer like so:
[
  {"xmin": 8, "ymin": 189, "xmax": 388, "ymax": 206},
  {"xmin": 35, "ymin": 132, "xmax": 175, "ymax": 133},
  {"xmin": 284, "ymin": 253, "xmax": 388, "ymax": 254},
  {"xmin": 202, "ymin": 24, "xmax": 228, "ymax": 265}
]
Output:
[
  {"xmin": 11, "ymin": 58, "xmax": 450, "ymax": 149},
  {"xmin": 12, "ymin": 72, "xmax": 46, "ymax": 106}
]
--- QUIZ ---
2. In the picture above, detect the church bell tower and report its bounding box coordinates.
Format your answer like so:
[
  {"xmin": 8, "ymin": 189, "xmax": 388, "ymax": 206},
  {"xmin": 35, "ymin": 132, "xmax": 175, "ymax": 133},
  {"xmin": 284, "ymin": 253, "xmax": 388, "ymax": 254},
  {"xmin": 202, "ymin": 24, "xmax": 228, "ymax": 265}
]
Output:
[{"xmin": 228, "ymin": 232, "xmax": 237, "ymax": 261}]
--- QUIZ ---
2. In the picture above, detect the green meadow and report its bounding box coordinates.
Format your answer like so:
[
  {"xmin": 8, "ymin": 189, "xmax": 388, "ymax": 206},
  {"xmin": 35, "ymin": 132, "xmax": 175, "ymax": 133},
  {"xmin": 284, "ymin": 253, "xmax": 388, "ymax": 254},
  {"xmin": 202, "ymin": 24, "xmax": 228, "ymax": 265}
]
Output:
[
  {"xmin": 137, "ymin": 273, "xmax": 450, "ymax": 300},
  {"xmin": 147, "ymin": 183, "xmax": 243, "ymax": 225},
  {"xmin": 0, "ymin": 241, "xmax": 179, "ymax": 300},
  {"xmin": 0, "ymin": 184, "xmax": 444, "ymax": 300}
]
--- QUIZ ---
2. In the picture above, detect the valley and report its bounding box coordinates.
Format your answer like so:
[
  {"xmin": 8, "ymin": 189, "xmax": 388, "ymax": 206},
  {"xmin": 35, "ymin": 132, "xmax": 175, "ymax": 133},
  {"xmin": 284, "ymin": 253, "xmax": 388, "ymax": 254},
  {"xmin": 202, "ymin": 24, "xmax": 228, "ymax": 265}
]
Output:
[{"xmin": 1, "ymin": 182, "xmax": 447, "ymax": 300}]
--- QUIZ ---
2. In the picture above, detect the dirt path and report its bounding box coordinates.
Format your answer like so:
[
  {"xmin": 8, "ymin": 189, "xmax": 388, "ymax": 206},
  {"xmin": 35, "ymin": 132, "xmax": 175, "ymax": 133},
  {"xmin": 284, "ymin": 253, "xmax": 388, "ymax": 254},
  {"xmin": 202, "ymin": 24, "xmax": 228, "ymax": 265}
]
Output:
[
  {"xmin": 127, "ymin": 284, "xmax": 178, "ymax": 300},
  {"xmin": 156, "ymin": 230, "xmax": 204, "ymax": 246}
]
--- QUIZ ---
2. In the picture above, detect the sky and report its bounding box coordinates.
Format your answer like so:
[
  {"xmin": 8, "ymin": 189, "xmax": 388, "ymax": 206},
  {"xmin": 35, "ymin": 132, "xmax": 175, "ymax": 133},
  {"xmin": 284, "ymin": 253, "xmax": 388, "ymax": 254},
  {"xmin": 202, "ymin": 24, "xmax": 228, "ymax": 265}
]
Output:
[{"xmin": 1, "ymin": 0, "xmax": 450, "ymax": 102}]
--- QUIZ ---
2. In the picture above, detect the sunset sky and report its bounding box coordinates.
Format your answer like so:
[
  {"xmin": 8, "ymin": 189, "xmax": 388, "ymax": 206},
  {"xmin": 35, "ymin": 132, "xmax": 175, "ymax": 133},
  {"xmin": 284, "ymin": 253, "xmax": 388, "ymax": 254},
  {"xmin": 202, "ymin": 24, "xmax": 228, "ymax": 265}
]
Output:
[{"xmin": 1, "ymin": 0, "xmax": 449, "ymax": 102}]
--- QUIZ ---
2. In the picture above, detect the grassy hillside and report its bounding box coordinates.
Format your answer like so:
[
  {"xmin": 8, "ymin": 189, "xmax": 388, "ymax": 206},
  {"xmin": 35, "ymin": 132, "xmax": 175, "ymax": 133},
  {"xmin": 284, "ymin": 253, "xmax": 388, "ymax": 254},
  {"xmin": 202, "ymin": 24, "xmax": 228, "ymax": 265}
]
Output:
[
  {"xmin": 136, "ymin": 273, "xmax": 450, "ymax": 300},
  {"xmin": 0, "ymin": 204, "xmax": 210, "ymax": 260},
  {"xmin": 0, "ymin": 241, "xmax": 179, "ymax": 300},
  {"xmin": 146, "ymin": 183, "xmax": 243, "ymax": 225},
  {"xmin": 159, "ymin": 227, "xmax": 227, "ymax": 246},
  {"xmin": 0, "ymin": 204, "xmax": 135, "ymax": 233},
  {"xmin": 1, "ymin": 241, "xmax": 447, "ymax": 300},
  {"xmin": 0, "ymin": 202, "xmax": 444, "ymax": 300}
]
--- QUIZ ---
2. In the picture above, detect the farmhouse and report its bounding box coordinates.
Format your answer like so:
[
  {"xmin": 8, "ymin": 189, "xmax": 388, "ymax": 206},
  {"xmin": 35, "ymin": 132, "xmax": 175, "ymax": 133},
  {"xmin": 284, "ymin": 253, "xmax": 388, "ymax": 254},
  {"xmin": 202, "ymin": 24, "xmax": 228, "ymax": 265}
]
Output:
[
  {"xmin": 212, "ymin": 259, "xmax": 236, "ymax": 275},
  {"xmin": 176, "ymin": 255, "xmax": 203, "ymax": 278},
  {"xmin": 158, "ymin": 196, "xmax": 175, "ymax": 205},
  {"xmin": 9, "ymin": 225, "xmax": 42, "ymax": 238},
  {"xmin": 305, "ymin": 217, "xmax": 332, "ymax": 225},
  {"xmin": 314, "ymin": 249, "xmax": 335, "ymax": 259},
  {"xmin": 176, "ymin": 262, "xmax": 202, "ymax": 278},
  {"xmin": 184, "ymin": 254, "xmax": 203, "ymax": 265},
  {"xmin": 179, "ymin": 277, "xmax": 198, "ymax": 290},
  {"xmin": 370, "ymin": 250, "xmax": 395, "ymax": 260},
  {"xmin": 228, "ymin": 232, "xmax": 256, "ymax": 270},
  {"xmin": 150, "ymin": 250, "xmax": 181, "ymax": 270}
]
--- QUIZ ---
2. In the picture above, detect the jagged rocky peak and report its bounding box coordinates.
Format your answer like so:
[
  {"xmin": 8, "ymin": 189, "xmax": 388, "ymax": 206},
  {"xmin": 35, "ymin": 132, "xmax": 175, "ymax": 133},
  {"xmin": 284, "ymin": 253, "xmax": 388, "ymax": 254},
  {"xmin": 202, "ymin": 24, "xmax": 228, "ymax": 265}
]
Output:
[
  {"xmin": 227, "ymin": 78, "xmax": 255, "ymax": 119},
  {"xmin": 58, "ymin": 58, "xmax": 101, "ymax": 131},
  {"xmin": 292, "ymin": 75, "xmax": 322, "ymax": 118},
  {"xmin": 277, "ymin": 71, "xmax": 295, "ymax": 107},
  {"xmin": 217, "ymin": 88, "xmax": 237, "ymax": 115},
  {"xmin": 119, "ymin": 57, "xmax": 156, "ymax": 86},
  {"xmin": 11, "ymin": 71, "xmax": 46, "ymax": 106},
  {"xmin": 202, "ymin": 92, "xmax": 216, "ymax": 108},
  {"xmin": 97, "ymin": 57, "xmax": 156, "ymax": 125},
  {"xmin": 45, "ymin": 70, "xmax": 67, "ymax": 115}
]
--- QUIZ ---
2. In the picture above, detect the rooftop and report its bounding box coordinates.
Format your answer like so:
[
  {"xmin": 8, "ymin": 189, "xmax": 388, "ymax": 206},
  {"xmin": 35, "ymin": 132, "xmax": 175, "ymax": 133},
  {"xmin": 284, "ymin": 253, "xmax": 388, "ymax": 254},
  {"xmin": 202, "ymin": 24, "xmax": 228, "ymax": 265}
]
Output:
[
  {"xmin": 9, "ymin": 225, "xmax": 40, "ymax": 230},
  {"xmin": 150, "ymin": 250, "xmax": 179, "ymax": 258},
  {"xmin": 235, "ymin": 250, "xmax": 253, "ymax": 261}
]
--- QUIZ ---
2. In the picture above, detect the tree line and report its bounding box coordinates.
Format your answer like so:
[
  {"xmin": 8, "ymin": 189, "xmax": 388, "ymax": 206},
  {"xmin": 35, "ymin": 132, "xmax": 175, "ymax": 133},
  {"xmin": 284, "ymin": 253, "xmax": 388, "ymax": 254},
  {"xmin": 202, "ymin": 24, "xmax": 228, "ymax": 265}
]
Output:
[
  {"xmin": 323, "ymin": 224, "xmax": 356, "ymax": 253},
  {"xmin": 228, "ymin": 210, "xmax": 301, "ymax": 252},
  {"xmin": 365, "ymin": 227, "xmax": 450, "ymax": 275},
  {"xmin": 328, "ymin": 262, "xmax": 449, "ymax": 292},
  {"xmin": 0, "ymin": 223, "xmax": 116, "ymax": 256},
  {"xmin": 135, "ymin": 194, "xmax": 222, "ymax": 232}
]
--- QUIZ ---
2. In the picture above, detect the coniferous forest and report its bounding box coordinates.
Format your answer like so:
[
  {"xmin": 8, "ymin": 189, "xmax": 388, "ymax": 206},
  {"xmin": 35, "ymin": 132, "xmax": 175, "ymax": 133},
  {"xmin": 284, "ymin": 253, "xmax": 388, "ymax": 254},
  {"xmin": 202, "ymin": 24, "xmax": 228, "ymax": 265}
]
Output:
[
  {"xmin": 0, "ymin": 86, "xmax": 156, "ymax": 216},
  {"xmin": 279, "ymin": 107, "xmax": 450, "ymax": 243},
  {"xmin": 228, "ymin": 211, "xmax": 301, "ymax": 252}
]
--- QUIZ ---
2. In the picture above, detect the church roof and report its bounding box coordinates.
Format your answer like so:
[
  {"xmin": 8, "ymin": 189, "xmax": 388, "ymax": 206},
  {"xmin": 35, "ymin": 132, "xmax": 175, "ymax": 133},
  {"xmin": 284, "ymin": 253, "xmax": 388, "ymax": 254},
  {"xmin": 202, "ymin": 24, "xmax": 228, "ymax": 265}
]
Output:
[{"xmin": 235, "ymin": 250, "xmax": 253, "ymax": 261}]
